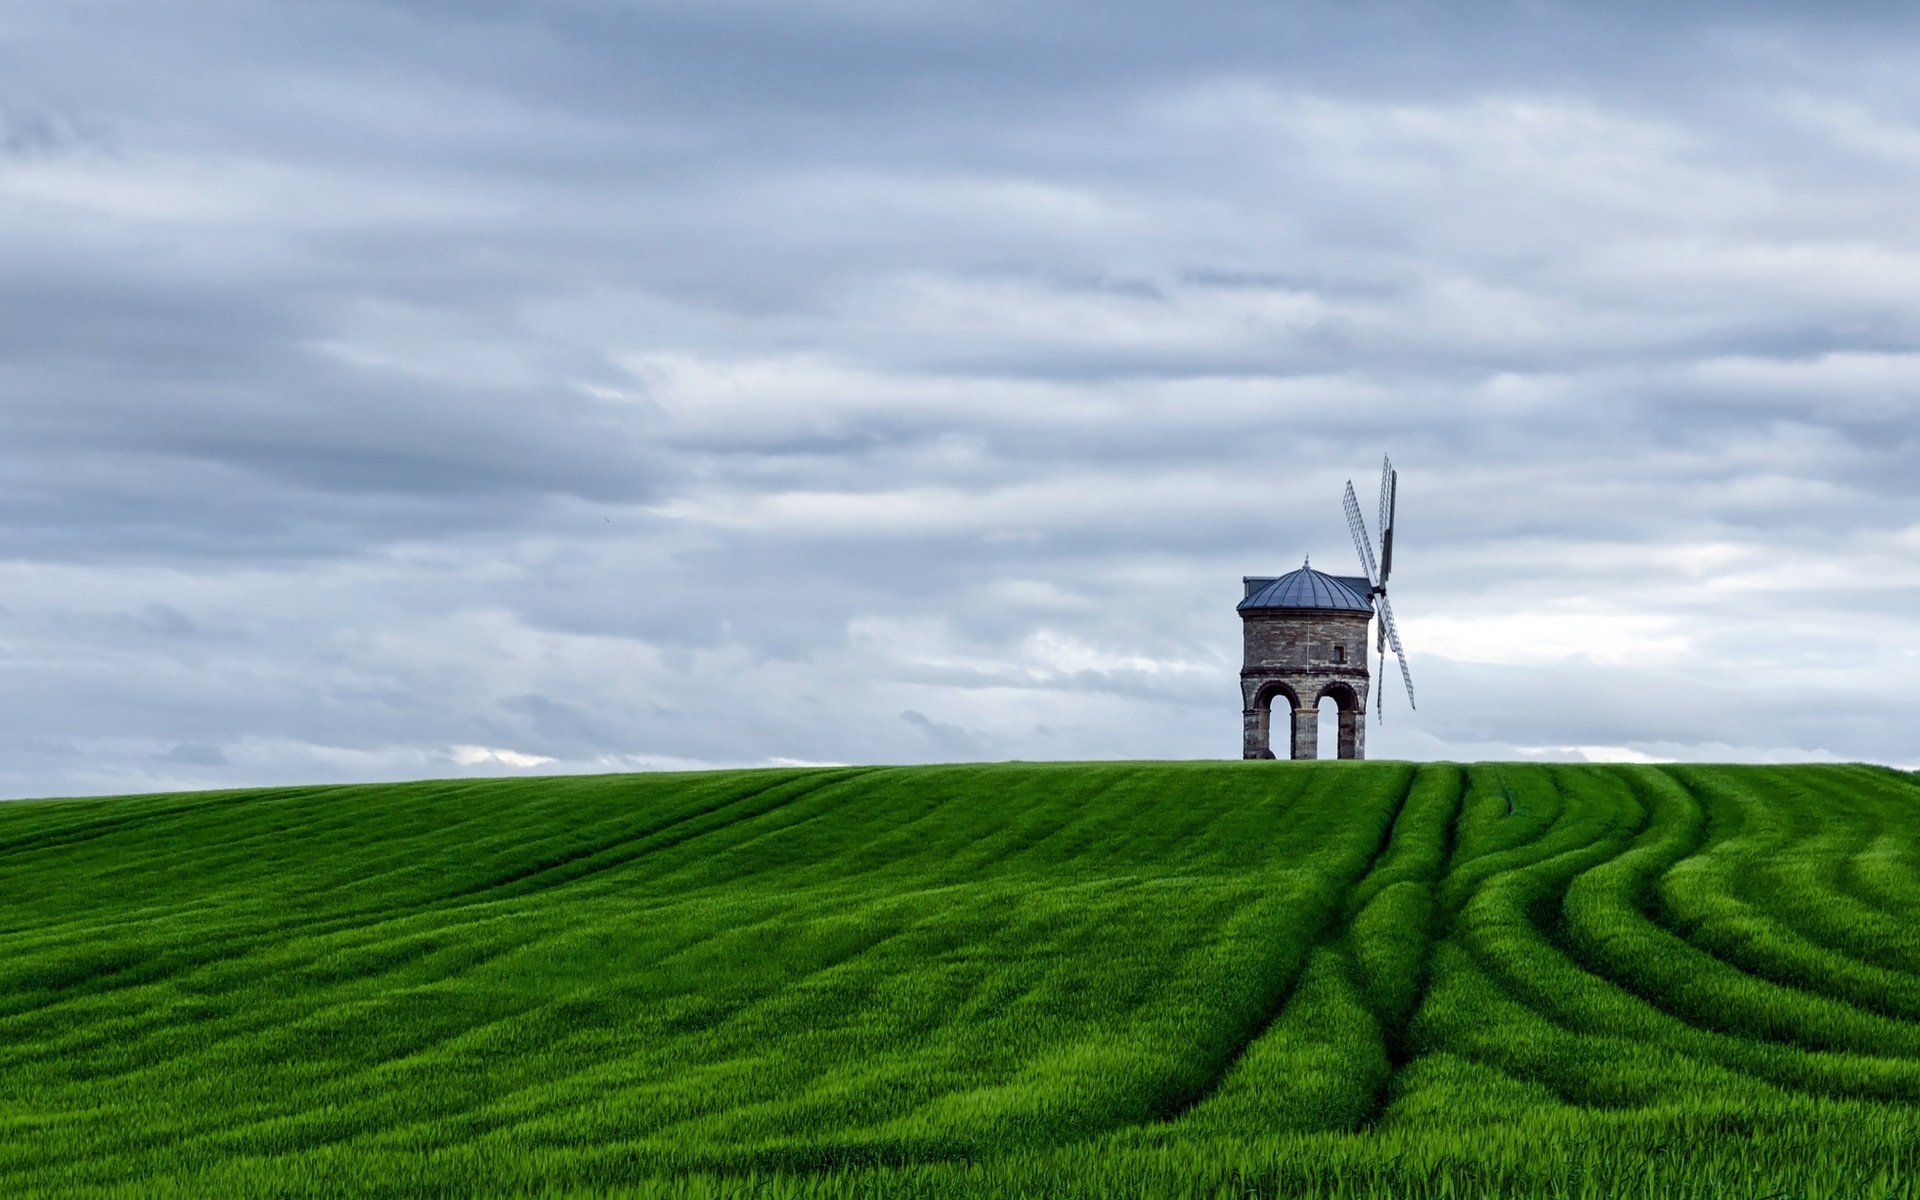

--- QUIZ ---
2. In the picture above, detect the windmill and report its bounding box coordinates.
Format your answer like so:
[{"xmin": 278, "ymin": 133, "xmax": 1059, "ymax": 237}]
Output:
[
  {"xmin": 1342, "ymin": 456, "xmax": 1416, "ymax": 720},
  {"xmin": 1236, "ymin": 456, "xmax": 1414, "ymax": 760}
]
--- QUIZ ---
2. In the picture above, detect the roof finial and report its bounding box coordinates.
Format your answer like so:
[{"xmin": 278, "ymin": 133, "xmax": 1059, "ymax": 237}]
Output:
[{"xmin": 1303, "ymin": 554, "xmax": 1311, "ymax": 570}]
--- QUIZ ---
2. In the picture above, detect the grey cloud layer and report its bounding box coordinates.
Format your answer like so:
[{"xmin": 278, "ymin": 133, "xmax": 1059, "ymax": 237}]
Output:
[{"xmin": 2, "ymin": 1, "xmax": 1917, "ymax": 797}]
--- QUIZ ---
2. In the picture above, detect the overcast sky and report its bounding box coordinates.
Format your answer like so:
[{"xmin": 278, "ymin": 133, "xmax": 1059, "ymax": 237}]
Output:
[{"xmin": 3, "ymin": 1, "xmax": 1917, "ymax": 798}]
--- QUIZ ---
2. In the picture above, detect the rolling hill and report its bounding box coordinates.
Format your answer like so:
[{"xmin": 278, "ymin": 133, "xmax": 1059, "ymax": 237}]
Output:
[{"xmin": 3, "ymin": 761, "xmax": 1919, "ymax": 1198}]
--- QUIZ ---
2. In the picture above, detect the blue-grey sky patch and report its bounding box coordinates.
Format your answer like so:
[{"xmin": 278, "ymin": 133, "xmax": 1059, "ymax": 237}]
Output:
[{"xmin": 1, "ymin": 1, "xmax": 1918, "ymax": 798}]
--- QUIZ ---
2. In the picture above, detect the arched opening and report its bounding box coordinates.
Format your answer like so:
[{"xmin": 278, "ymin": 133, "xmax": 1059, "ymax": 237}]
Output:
[
  {"xmin": 1318, "ymin": 682, "xmax": 1364, "ymax": 760},
  {"xmin": 1248, "ymin": 681, "xmax": 1300, "ymax": 760}
]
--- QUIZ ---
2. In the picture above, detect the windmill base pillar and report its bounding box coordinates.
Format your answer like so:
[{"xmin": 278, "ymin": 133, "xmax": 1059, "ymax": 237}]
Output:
[
  {"xmin": 1291, "ymin": 707, "xmax": 1319, "ymax": 760},
  {"xmin": 1338, "ymin": 709, "xmax": 1366, "ymax": 760},
  {"xmin": 1242, "ymin": 708, "xmax": 1276, "ymax": 759}
]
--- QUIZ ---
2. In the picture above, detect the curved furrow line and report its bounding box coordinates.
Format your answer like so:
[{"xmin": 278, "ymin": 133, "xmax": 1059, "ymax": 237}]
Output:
[
  {"xmin": 202, "ymin": 883, "xmax": 840, "ymax": 1121},
  {"xmin": 0, "ymin": 787, "xmax": 544, "ymax": 939},
  {"xmin": 1440, "ymin": 769, "xmax": 1646, "ymax": 977},
  {"xmin": 224, "ymin": 806, "xmax": 1290, "ymax": 1167},
  {"xmin": 0, "ymin": 880, "xmax": 953, "ymax": 1180},
  {"xmin": 645, "ymin": 765, "xmax": 1165, "ymax": 895},
  {"xmin": 4, "ymin": 773, "xmax": 795, "ymax": 939},
  {"xmin": 1644, "ymin": 768, "xmax": 1920, "ymax": 1024},
  {"xmin": 91, "ymin": 779, "xmax": 517, "ymax": 885},
  {"xmin": 898, "ymin": 773, "xmax": 1135, "ymax": 882},
  {"xmin": 1154, "ymin": 940, "xmax": 1388, "ymax": 1137},
  {"xmin": 1373, "ymin": 1048, "xmax": 1578, "ymax": 1128},
  {"xmin": 1658, "ymin": 862, "xmax": 1920, "ymax": 1022},
  {"xmin": 1436, "ymin": 766, "xmax": 1641, "ymax": 928},
  {"xmin": 1342, "ymin": 764, "xmax": 1464, "ymax": 926},
  {"xmin": 1414, "ymin": 942, "xmax": 1792, "ymax": 1113},
  {"xmin": 331, "ymin": 771, "xmax": 838, "ymax": 910},
  {"xmin": 1150, "ymin": 765, "xmax": 1416, "ymax": 1131},
  {"xmin": 0, "ymin": 779, "xmax": 583, "ymax": 945},
  {"xmin": 0, "ymin": 912, "xmax": 529, "ymax": 1081},
  {"xmin": 1426, "ymin": 766, "xmax": 1601, "ymax": 946},
  {"xmin": 1558, "ymin": 768, "xmax": 1920, "ymax": 1063},
  {"xmin": 0, "ymin": 771, "xmax": 858, "ymax": 1030},
  {"xmin": 1346, "ymin": 763, "xmax": 1466, "ymax": 1110},
  {"xmin": 1501, "ymin": 909, "xmax": 1920, "ymax": 1107},
  {"xmin": 1380, "ymin": 765, "xmax": 1677, "ymax": 1114},
  {"xmin": 949, "ymin": 774, "xmax": 1149, "ymax": 874},
  {"xmin": 0, "ymin": 788, "xmax": 305, "ymax": 864},
  {"xmin": 648, "ymin": 884, "xmax": 1274, "ymax": 1157},
  {"xmin": 1144, "ymin": 768, "xmax": 1317, "ymax": 872},
  {"xmin": 13, "ymin": 841, "xmax": 1039, "ymax": 1096},
  {"xmin": 1074, "ymin": 770, "xmax": 1272, "ymax": 875},
  {"xmin": 430, "ymin": 768, "xmax": 876, "ymax": 908},
  {"xmin": 1441, "ymin": 767, "xmax": 1920, "ymax": 1108},
  {"xmin": 0, "ymin": 994, "xmax": 537, "ymax": 1180},
  {"xmin": 756, "ymin": 772, "xmax": 990, "ymax": 893},
  {"xmin": 0, "ymin": 864, "xmax": 793, "ymax": 1092},
  {"xmin": 1424, "ymin": 766, "xmax": 1870, "ymax": 1104},
  {"xmin": 1815, "ymin": 766, "xmax": 1920, "ymax": 921},
  {"xmin": 1436, "ymin": 766, "xmax": 1569, "ymax": 896},
  {"xmin": 1844, "ymin": 833, "xmax": 1920, "ymax": 914},
  {"xmin": 221, "ymin": 780, "xmax": 596, "ymax": 902},
  {"xmin": 1730, "ymin": 765, "xmax": 1906, "ymax": 934},
  {"xmin": 0, "ymin": 893, "xmax": 533, "ymax": 1038},
  {"xmin": 144, "ymin": 906, "xmax": 945, "ymax": 1172},
  {"xmin": 372, "ymin": 874, "xmax": 1260, "ymax": 1166}
]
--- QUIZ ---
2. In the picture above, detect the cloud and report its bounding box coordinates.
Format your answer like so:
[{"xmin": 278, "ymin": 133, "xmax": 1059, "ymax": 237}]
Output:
[
  {"xmin": 0, "ymin": 1, "xmax": 1917, "ymax": 798},
  {"xmin": 152, "ymin": 743, "xmax": 229, "ymax": 767},
  {"xmin": 450, "ymin": 745, "xmax": 557, "ymax": 769},
  {"xmin": 899, "ymin": 709, "xmax": 985, "ymax": 759}
]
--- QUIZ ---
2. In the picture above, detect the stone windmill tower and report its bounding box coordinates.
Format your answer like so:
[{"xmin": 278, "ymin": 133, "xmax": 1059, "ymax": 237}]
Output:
[{"xmin": 1238, "ymin": 458, "xmax": 1416, "ymax": 760}]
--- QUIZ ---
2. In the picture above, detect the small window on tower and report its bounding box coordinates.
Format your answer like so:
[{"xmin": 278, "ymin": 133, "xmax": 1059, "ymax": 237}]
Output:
[{"xmin": 1333, "ymin": 645, "xmax": 1345, "ymax": 663}]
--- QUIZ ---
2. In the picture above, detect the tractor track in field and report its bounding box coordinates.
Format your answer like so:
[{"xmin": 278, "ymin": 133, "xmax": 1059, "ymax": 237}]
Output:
[
  {"xmin": 429, "ymin": 767, "xmax": 874, "ymax": 908},
  {"xmin": 99, "ymin": 903, "xmax": 955, "ymax": 1178},
  {"xmin": 0, "ymin": 770, "xmax": 869, "ymax": 1028},
  {"xmin": 1825, "ymin": 767, "xmax": 1920, "ymax": 921},
  {"xmin": 1639, "ymin": 770, "xmax": 1920, "ymax": 1026},
  {"xmin": 1151, "ymin": 763, "xmax": 1421, "ymax": 1126},
  {"xmin": 1462, "ymin": 767, "xmax": 1920, "ymax": 1108},
  {"xmin": 1718, "ymin": 767, "xmax": 1909, "ymax": 937},
  {"xmin": 1425, "ymin": 767, "xmax": 1741, "ymax": 1103},
  {"xmin": 1356, "ymin": 762, "xmax": 1469, "ymax": 1128},
  {"xmin": 1438, "ymin": 769, "xmax": 1842, "ymax": 1109},
  {"xmin": 0, "ymin": 787, "xmax": 329, "ymax": 868},
  {"xmin": 1613, "ymin": 771, "xmax": 1920, "ymax": 1065}
]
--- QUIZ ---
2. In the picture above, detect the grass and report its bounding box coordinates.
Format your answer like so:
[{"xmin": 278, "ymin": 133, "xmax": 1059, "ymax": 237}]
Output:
[{"xmin": 1, "ymin": 760, "xmax": 1917, "ymax": 1197}]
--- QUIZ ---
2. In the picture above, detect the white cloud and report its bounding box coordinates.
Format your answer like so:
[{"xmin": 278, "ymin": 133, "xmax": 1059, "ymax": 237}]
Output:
[
  {"xmin": 1409, "ymin": 612, "xmax": 1693, "ymax": 669},
  {"xmin": 450, "ymin": 745, "xmax": 557, "ymax": 769}
]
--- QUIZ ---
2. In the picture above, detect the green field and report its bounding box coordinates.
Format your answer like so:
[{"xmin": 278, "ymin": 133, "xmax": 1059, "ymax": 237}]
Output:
[{"xmin": 4, "ymin": 762, "xmax": 1920, "ymax": 1198}]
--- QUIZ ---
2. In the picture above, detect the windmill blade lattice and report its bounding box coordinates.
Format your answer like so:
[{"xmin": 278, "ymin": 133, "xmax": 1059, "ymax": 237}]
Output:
[
  {"xmin": 1342, "ymin": 482, "xmax": 1380, "ymax": 588},
  {"xmin": 1377, "ymin": 456, "xmax": 1394, "ymax": 578},
  {"xmin": 1344, "ymin": 458, "xmax": 1413, "ymax": 721},
  {"xmin": 1377, "ymin": 592, "xmax": 1415, "ymax": 711},
  {"xmin": 1379, "ymin": 463, "xmax": 1397, "ymax": 583}
]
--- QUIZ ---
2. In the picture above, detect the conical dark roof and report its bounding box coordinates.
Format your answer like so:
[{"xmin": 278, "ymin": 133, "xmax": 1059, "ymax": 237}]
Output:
[{"xmin": 1238, "ymin": 565, "xmax": 1373, "ymax": 613}]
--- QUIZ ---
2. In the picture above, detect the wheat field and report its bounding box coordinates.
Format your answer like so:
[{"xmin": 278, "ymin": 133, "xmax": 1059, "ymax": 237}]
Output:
[{"xmin": 3, "ymin": 761, "xmax": 1918, "ymax": 1197}]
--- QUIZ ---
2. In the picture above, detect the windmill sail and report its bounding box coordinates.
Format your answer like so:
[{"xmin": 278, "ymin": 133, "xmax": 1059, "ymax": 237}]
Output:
[
  {"xmin": 1379, "ymin": 462, "xmax": 1397, "ymax": 583},
  {"xmin": 1344, "ymin": 458, "xmax": 1413, "ymax": 720},
  {"xmin": 1378, "ymin": 593, "xmax": 1415, "ymax": 710},
  {"xmin": 1377, "ymin": 456, "xmax": 1394, "ymax": 575},
  {"xmin": 1342, "ymin": 482, "xmax": 1379, "ymax": 588}
]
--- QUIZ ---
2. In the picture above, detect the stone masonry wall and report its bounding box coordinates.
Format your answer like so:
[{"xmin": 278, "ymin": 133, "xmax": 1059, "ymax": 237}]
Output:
[
  {"xmin": 1241, "ymin": 610, "xmax": 1374, "ymax": 673},
  {"xmin": 1241, "ymin": 609, "xmax": 1373, "ymax": 760}
]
